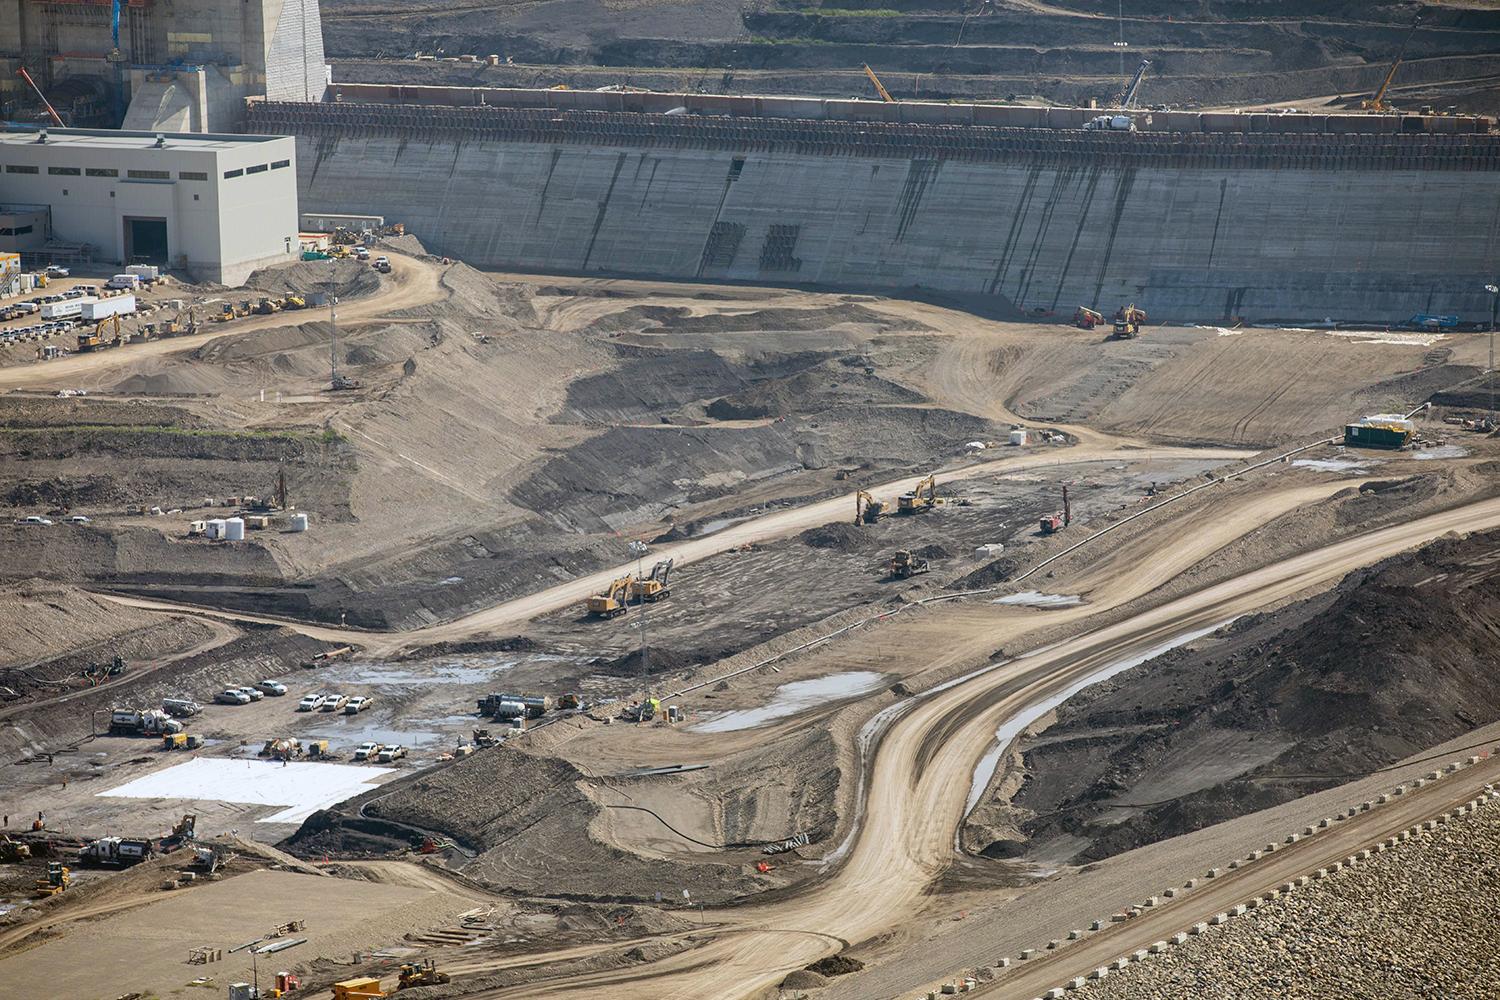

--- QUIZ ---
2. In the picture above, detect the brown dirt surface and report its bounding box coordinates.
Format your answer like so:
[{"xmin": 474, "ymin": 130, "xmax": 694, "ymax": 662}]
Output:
[{"xmin": 1004, "ymin": 525, "xmax": 1500, "ymax": 865}]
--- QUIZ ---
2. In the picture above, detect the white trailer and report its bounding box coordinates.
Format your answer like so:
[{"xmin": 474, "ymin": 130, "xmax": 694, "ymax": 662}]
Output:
[
  {"xmin": 81, "ymin": 295, "xmax": 136, "ymax": 321},
  {"xmin": 40, "ymin": 298, "xmax": 92, "ymax": 320}
]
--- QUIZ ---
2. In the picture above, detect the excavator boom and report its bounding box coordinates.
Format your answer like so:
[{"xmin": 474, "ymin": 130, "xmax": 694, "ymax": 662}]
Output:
[{"xmin": 863, "ymin": 64, "xmax": 894, "ymax": 103}]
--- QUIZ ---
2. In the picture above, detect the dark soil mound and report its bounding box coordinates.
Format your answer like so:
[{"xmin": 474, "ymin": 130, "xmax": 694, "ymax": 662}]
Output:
[
  {"xmin": 798, "ymin": 522, "xmax": 867, "ymax": 552},
  {"xmin": 595, "ymin": 644, "xmax": 718, "ymax": 677},
  {"xmin": 1008, "ymin": 528, "xmax": 1500, "ymax": 864},
  {"xmin": 912, "ymin": 542, "xmax": 951, "ymax": 560},
  {"xmin": 808, "ymin": 955, "xmax": 865, "ymax": 976},
  {"xmin": 396, "ymin": 636, "xmax": 538, "ymax": 660},
  {"xmin": 949, "ymin": 557, "xmax": 1018, "ymax": 590}
]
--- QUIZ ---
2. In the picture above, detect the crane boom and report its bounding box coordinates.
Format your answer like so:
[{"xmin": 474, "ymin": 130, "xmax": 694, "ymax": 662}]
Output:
[
  {"xmin": 1118, "ymin": 59, "xmax": 1151, "ymax": 110},
  {"xmin": 863, "ymin": 64, "xmax": 894, "ymax": 103},
  {"xmin": 15, "ymin": 67, "xmax": 64, "ymax": 127},
  {"xmin": 1367, "ymin": 12, "xmax": 1422, "ymax": 111}
]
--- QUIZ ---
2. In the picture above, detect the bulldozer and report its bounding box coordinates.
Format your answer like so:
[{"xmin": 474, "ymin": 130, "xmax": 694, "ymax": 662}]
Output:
[
  {"xmin": 253, "ymin": 297, "xmax": 283, "ymax": 315},
  {"xmin": 586, "ymin": 576, "xmax": 634, "ymax": 619},
  {"xmin": 888, "ymin": 550, "xmax": 929, "ymax": 580},
  {"xmin": 1073, "ymin": 306, "xmax": 1104, "ymax": 330},
  {"xmin": 855, "ymin": 489, "xmax": 886, "ymax": 525},
  {"xmin": 629, "ymin": 558, "xmax": 674, "ymax": 603},
  {"xmin": 1111, "ymin": 304, "xmax": 1147, "ymax": 340},
  {"xmin": 897, "ymin": 474, "xmax": 939, "ymax": 515},
  {"xmin": 33, "ymin": 861, "xmax": 69, "ymax": 898},
  {"xmin": 398, "ymin": 959, "xmax": 451, "ymax": 989}
]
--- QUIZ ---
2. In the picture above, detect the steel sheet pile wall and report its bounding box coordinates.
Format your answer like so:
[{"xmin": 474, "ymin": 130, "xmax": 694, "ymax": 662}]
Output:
[{"xmin": 252, "ymin": 101, "xmax": 1500, "ymax": 322}]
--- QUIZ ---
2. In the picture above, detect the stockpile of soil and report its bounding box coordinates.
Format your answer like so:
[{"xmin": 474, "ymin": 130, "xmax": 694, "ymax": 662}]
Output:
[
  {"xmin": 799, "ymin": 522, "xmax": 867, "ymax": 552},
  {"xmin": 594, "ymin": 644, "xmax": 726, "ymax": 677},
  {"xmin": 247, "ymin": 258, "xmax": 379, "ymax": 299},
  {"xmin": 1001, "ymin": 527, "xmax": 1500, "ymax": 863}
]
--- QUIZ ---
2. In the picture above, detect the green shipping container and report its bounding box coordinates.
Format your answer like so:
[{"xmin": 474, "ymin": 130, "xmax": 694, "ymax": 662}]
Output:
[{"xmin": 1344, "ymin": 423, "xmax": 1410, "ymax": 449}]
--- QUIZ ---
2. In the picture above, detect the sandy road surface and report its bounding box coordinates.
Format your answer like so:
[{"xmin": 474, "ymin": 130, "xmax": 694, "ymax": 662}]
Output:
[
  {"xmin": 976, "ymin": 752, "xmax": 1500, "ymax": 1000},
  {"xmin": 0, "ymin": 253, "xmax": 444, "ymax": 392},
  {"xmin": 99, "ymin": 445, "xmax": 1252, "ymax": 653},
  {"xmin": 465, "ymin": 495, "xmax": 1500, "ymax": 1000}
]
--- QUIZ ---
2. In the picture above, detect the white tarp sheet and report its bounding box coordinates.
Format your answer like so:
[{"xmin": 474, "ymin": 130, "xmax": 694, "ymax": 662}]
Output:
[{"xmin": 98, "ymin": 757, "xmax": 390, "ymax": 824}]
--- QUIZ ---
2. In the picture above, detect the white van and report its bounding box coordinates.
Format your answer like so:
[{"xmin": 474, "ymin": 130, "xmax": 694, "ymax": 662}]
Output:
[{"xmin": 106, "ymin": 274, "xmax": 142, "ymax": 291}]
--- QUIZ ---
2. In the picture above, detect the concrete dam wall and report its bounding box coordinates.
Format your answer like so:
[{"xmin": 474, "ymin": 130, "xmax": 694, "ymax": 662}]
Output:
[{"xmin": 250, "ymin": 102, "xmax": 1500, "ymax": 323}]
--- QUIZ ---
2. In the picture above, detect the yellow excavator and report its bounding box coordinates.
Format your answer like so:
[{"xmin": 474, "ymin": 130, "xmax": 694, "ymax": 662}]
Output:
[
  {"xmin": 587, "ymin": 576, "xmax": 635, "ymax": 619},
  {"xmin": 855, "ymin": 489, "xmax": 886, "ymax": 525},
  {"xmin": 629, "ymin": 559, "xmax": 674, "ymax": 603},
  {"xmin": 76, "ymin": 314, "xmax": 124, "ymax": 353},
  {"xmin": 897, "ymin": 474, "xmax": 939, "ymax": 514},
  {"xmin": 1111, "ymin": 304, "xmax": 1147, "ymax": 339}
]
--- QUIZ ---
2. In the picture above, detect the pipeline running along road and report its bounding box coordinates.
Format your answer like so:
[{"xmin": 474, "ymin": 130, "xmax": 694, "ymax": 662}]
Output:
[{"xmin": 464, "ymin": 495, "xmax": 1500, "ymax": 1000}]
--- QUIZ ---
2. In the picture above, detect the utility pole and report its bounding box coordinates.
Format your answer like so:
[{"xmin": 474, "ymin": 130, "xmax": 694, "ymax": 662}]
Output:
[{"xmin": 1486, "ymin": 283, "xmax": 1498, "ymax": 417}]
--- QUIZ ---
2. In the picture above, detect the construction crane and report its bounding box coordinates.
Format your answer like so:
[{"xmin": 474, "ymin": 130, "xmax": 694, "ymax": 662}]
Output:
[
  {"xmin": 897, "ymin": 474, "xmax": 938, "ymax": 514},
  {"xmin": 586, "ymin": 576, "xmax": 634, "ymax": 619},
  {"xmin": 629, "ymin": 558, "xmax": 674, "ymax": 603},
  {"xmin": 862, "ymin": 64, "xmax": 894, "ymax": 103},
  {"xmin": 15, "ymin": 67, "xmax": 64, "ymax": 127},
  {"xmin": 1085, "ymin": 59, "xmax": 1150, "ymax": 131},
  {"xmin": 855, "ymin": 489, "xmax": 886, "ymax": 525},
  {"xmin": 1363, "ymin": 12, "xmax": 1423, "ymax": 112}
]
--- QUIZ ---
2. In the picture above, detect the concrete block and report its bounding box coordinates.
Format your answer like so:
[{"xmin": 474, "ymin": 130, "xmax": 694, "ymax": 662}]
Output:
[
  {"xmin": 1089, "ymin": 968, "xmax": 1108, "ymax": 980},
  {"xmin": 1413, "ymin": 779, "xmax": 1426, "ymax": 788},
  {"xmin": 1228, "ymin": 859, "xmax": 1242, "ymax": 870},
  {"xmin": 1286, "ymin": 833, "xmax": 1300, "ymax": 844},
  {"xmin": 1210, "ymin": 913, "xmax": 1230, "ymax": 926},
  {"xmin": 1318, "ymin": 817, "xmax": 1332, "ymax": 828},
  {"xmin": 1394, "ymin": 785, "xmax": 1407, "ymax": 796},
  {"xmin": 1330, "ymin": 861, "xmax": 1343, "ymax": 871},
  {"xmin": 996, "ymin": 958, "xmax": 1011, "ymax": 969},
  {"xmin": 1249, "ymin": 850, "xmax": 1263, "ymax": 860},
  {"xmin": 1048, "ymin": 940, "xmax": 1061, "ymax": 950},
  {"xmin": 1428, "ymin": 770, "xmax": 1442, "ymax": 780},
  {"xmin": 1468, "ymin": 756, "xmax": 1481, "ymax": 765},
  {"xmin": 1111, "ymin": 958, "xmax": 1129, "ymax": 971},
  {"xmin": 1447, "ymin": 762, "xmax": 1461, "ymax": 773},
  {"xmin": 1091, "ymin": 919, "xmax": 1105, "ymax": 931},
  {"xmin": 1190, "ymin": 922, "xmax": 1208, "ymax": 935},
  {"xmin": 1359, "ymin": 850, "xmax": 1373, "ymax": 860},
  {"xmin": 1378, "ymin": 794, "xmax": 1391, "ymax": 804},
  {"xmin": 1132, "ymin": 950, "xmax": 1149, "ymax": 962},
  {"xmin": 1360, "ymin": 801, "xmax": 1372, "ymax": 812},
  {"xmin": 1265, "ymin": 843, "xmax": 1278, "ymax": 853},
  {"xmin": 1144, "ymin": 897, "xmax": 1159, "ymax": 908},
  {"xmin": 1185, "ymin": 878, "xmax": 1198, "ymax": 888},
  {"xmin": 1458, "ymin": 805, "xmax": 1469, "ymax": 816},
  {"xmin": 1069, "ymin": 929, "xmax": 1084, "ymax": 940},
  {"xmin": 1020, "ymin": 949, "xmax": 1035, "ymax": 960},
  {"xmin": 1297, "ymin": 876, "xmax": 1311, "ymax": 887},
  {"xmin": 1231, "ymin": 904, "xmax": 1248, "ymax": 916},
  {"xmin": 1067, "ymin": 977, "xmax": 1085, "ymax": 990},
  {"xmin": 1163, "ymin": 888, "xmax": 1177, "ymax": 898},
  {"xmin": 1171, "ymin": 933, "xmax": 1188, "ymax": 945},
  {"xmin": 1314, "ymin": 868, "xmax": 1329, "ymax": 879},
  {"xmin": 1207, "ymin": 867, "xmax": 1221, "ymax": 878},
  {"xmin": 942, "ymin": 985, "xmax": 958, "ymax": 995},
  {"xmin": 1304, "ymin": 825, "xmax": 1317, "ymax": 835},
  {"xmin": 1149, "ymin": 941, "xmax": 1169, "ymax": 954},
  {"xmin": 1281, "ymin": 882, "xmax": 1297, "ymax": 893},
  {"xmin": 1046, "ymin": 990, "xmax": 1066, "ymax": 1000}
]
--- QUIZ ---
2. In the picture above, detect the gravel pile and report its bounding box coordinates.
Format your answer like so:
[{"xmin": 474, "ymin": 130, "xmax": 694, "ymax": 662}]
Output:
[{"xmin": 1070, "ymin": 799, "xmax": 1500, "ymax": 999}]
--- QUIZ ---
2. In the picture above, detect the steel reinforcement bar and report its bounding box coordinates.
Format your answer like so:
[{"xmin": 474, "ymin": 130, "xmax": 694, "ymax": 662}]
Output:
[{"xmin": 248, "ymin": 101, "xmax": 1500, "ymax": 171}]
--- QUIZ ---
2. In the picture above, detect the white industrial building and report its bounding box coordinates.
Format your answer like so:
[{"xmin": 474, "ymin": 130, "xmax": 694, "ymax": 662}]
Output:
[{"xmin": 0, "ymin": 125, "xmax": 299, "ymax": 285}]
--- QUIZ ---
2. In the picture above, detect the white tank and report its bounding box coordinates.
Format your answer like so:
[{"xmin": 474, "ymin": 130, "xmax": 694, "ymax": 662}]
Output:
[
  {"xmin": 289, "ymin": 513, "xmax": 309, "ymax": 532},
  {"xmin": 224, "ymin": 517, "xmax": 245, "ymax": 541},
  {"xmin": 205, "ymin": 518, "xmax": 227, "ymax": 539}
]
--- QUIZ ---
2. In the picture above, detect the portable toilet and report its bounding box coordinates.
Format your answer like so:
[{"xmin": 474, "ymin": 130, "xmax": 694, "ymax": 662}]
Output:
[
  {"xmin": 289, "ymin": 512, "xmax": 309, "ymax": 532},
  {"xmin": 205, "ymin": 518, "xmax": 227, "ymax": 540},
  {"xmin": 224, "ymin": 517, "xmax": 245, "ymax": 541},
  {"xmin": 1009, "ymin": 428, "xmax": 1028, "ymax": 446}
]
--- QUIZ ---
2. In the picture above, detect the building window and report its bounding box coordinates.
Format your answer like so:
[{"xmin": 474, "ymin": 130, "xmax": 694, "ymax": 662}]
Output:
[
  {"xmin": 86, "ymin": 167, "xmax": 118, "ymax": 177},
  {"xmin": 193, "ymin": 194, "xmax": 200, "ymax": 201},
  {"xmin": 48, "ymin": 166, "xmax": 81, "ymax": 176},
  {"xmin": 179, "ymin": 170, "xmax": 208, "ymax": 181},
  {"xmin": 223, "ymin": 168, "xmax": 243, "ymax": 179},
  {"xmin": 0, "ymin": 225, "xmax": 34, "ymax": 236},
  {"xmin": 271, "ymin": 159, "xmax": 290, "ymax": 170},
  {"xmin": 246, "ymin": 163, "xmax": 269, "ymax": 174},
  {"xmin": 4, "ymin": 164, "xmax": 39, "ymax": 174},
  {"xmin": 127, "ymin": 169, "xmax": 170, "ymax": 180},
  {"xmin": 61, "ymin": 189, "xmax": 68, "ymax": 196}
]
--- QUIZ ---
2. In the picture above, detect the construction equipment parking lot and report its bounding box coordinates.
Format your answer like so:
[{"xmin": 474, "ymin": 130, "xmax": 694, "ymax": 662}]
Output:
[{"xmin": 0, "ymin": 232, "xmax": 1498, "ymax": 1000}]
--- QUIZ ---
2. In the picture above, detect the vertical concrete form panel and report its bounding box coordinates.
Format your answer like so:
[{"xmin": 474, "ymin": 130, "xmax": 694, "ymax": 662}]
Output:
[
  {"xmin": 289, "ymin": 133, "xmax": 1500, "ymax": 322},
  {"xmin": 262, "ymin": 0, "xmax": 327, "ymax": 104}
]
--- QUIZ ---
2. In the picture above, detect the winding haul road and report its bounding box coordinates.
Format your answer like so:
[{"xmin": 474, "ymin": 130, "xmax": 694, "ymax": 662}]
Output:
[{"xmin": 463, "ymin": 495, "xmax": 1500, "ymax": 1000}]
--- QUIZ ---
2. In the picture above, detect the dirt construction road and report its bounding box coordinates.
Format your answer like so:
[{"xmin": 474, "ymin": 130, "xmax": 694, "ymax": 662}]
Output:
[
  {"xmin": 0, "ymin": 252, "xmax": 444, "ymax": 392},
  {"xmin": 467, "ymin": 495, "xmax": 1500, "ymax": 1000},
  {"xmin": 101, "ymin": 445, "xmax": 1252, "ymax": 653}
]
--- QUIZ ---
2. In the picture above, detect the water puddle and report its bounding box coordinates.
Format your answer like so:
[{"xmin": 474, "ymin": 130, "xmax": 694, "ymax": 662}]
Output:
[
  {"xmin": 1292, "ymin": 458, "xmax": 1371, "ymax": 473},
  {"xmin": 693, "ymin": 671, "xmax": 887, "ymax": 734},
  {"xmin": 993, "ymin": 591, "xmax": 1083, "ymax": 608},
  {"xmin": 964, "ymin": 619, "xmax": 1236, "ymax": 814},
  {"xmin": 1413, "ymin": 445, "xmax": 1469, "ymax": 461},
  {"xmin": 329, "ymin": 659, "xmax": 519, "ymax": 688},
  {"xmin": 298, "ymin": 721, "xmax": 445, "ymax": 748}
]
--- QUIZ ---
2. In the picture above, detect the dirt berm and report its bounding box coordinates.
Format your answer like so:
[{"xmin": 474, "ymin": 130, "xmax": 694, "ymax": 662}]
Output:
[{"xmin": 983, "ymin": 524, "xmax": 1500, "ymax": 864}]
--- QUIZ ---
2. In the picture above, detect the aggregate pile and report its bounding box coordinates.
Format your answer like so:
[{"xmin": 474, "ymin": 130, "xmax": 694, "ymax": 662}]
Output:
[{"xmin": 1068, "ymin": 801, "xmax": 1500, "ymax": 1000}]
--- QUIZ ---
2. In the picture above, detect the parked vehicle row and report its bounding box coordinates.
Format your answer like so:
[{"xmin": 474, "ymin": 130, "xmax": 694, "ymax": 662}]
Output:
[{"xmin": 295, "ymin": 692, "xmax": 374, "ymax": 714}]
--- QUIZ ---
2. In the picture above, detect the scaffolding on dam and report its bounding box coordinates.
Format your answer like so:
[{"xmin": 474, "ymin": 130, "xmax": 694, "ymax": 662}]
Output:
[{"xmin": 248, "ymin": 99, "xmax": 1500, "ymax": 172}]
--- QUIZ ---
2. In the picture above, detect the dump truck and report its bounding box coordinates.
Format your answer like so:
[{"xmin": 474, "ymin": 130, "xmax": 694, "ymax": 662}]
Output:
[
  {"xmin": 888, "ymin": 550, "xmax": 930, "ymax": 579},
  {"xmin": 586, "ymin": 576, "xmax": 634, "ymax": 618},
  {"xmin": 78, "ymin": 836, "xmax": 154, "ymax": 867},
  {"xmin": 629, "ymin": 558, "xmax": 673, "ymax": 603},
  {"xmin": 109, "ymin": 708, "xmax": 183, "ymax": 737}
]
